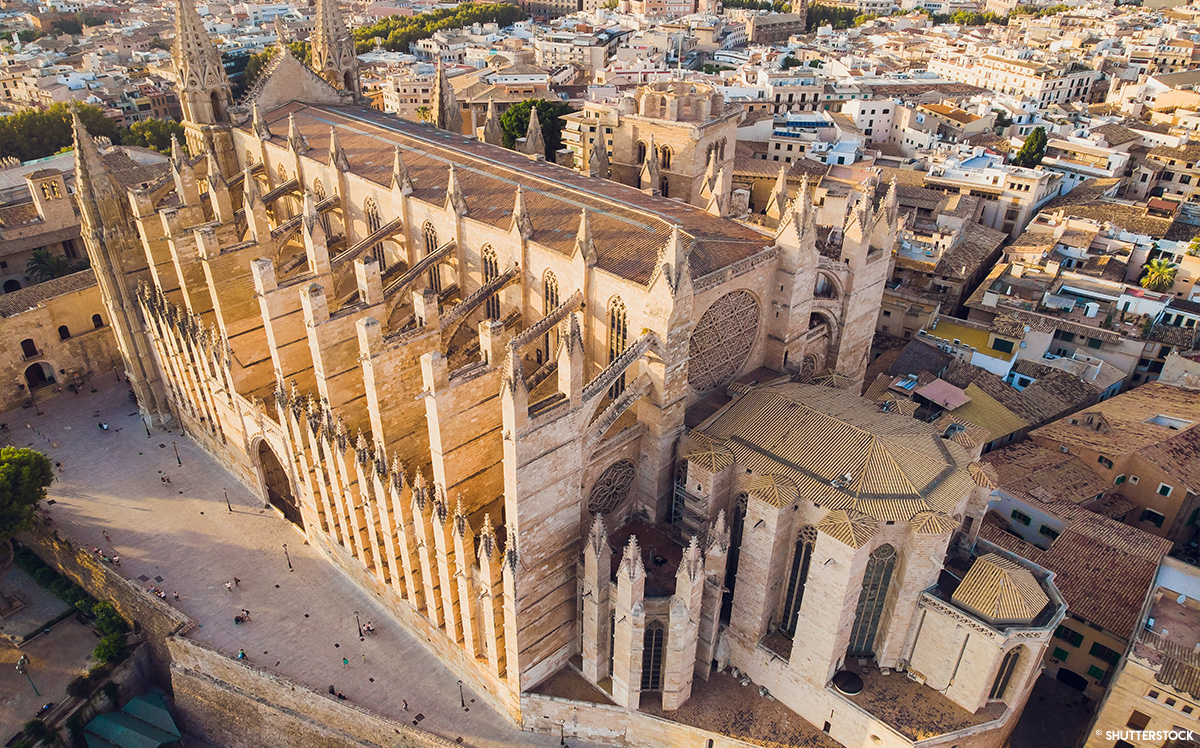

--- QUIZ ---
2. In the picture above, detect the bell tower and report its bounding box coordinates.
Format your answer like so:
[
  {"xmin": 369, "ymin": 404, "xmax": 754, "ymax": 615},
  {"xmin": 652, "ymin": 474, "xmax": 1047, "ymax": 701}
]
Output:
[
  {"xmin": 72, "ymin": 112, "xmax": 172, "ymax": 428},
  {"xmin": 311, "ymin": 0, "xmax": 360, "ymax": 97},
  {"xmin": 173, "ymin": 0, "xmax": 236, "ymax": 173}
]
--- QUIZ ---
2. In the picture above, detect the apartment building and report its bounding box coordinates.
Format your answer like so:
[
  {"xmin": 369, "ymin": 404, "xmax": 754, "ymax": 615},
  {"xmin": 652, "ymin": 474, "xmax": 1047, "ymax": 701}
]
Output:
[
  {"xmin": 923, "ymin": 153, "xmax": 1062, "ymax": 237},
  {"xmin": 929, "ymin": 53, "xmax": 1099, "ymax": 107}
]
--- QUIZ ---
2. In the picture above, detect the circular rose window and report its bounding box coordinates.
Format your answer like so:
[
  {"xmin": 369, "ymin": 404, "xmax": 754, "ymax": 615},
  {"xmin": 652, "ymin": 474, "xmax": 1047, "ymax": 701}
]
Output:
[{"xmin": 687, "ymin": 291, "xmax": 760, "ymax": 392}]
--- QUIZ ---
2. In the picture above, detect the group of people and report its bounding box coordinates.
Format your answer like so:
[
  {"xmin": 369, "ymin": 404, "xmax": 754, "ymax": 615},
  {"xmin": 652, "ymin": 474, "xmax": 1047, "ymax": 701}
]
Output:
[
  {"xmin": 90, "ymin": 545, "xmax": 118, "ymax": 565},
  {"xmin": 234, "ymin": 608, "xmax": 252, "ymax": 625},
  {"xmin": 146, "ymin": 586, "xmax": 168, "ymax": 600}
]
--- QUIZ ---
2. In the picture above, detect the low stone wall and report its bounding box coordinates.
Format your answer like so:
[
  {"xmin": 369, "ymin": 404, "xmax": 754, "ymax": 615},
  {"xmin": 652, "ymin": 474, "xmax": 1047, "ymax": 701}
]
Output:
[
  {"xmin": 20, "ymin": 520, "xmax": 192, "ymax": 684},
  {"xmin": 523, "ymin": 692, "xmax": 774, "ymax": 748},
  {"xmin": 168, "ymin": 636, "xmax": 458, "ymax": 748}
]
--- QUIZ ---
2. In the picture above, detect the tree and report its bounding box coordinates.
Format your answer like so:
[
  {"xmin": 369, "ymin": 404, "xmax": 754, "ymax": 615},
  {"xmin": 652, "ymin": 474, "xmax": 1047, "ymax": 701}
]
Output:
[
  {"xmin": 414, "ymin": 105, "xmax": 432, "ymax": 124},
  {"xmin": 1140, "ymin": 258, "xmax": 1179, "ymax": 292},
  {"xmin": 26, "ymin": 249, "xmax": 88, "ymax": 282},
  {"xmin": 0, "ymin": 102, "xmax": 118, "ymax": 163},
  {"xmin": 1185, "ymin": 235, "xmax": 1200, "ymax": 257},
  {"xmin": 1011, "ymin": 127, "xmax": 1047, "ymax": 168},
  {"xmin": 0, "ymin": 448, "xmax": 53, "ymax": 547},
  {"xmin": 52, "ymin": 17, "xmax": 83, "ymax": 35},
  {"xmin": 352, "ymin": 3, "xmax": 528, "ymax": 54},
  {"xmin": 780, "ymin": 55, "xmax": 802, "ymax": 69},
  {"xmin": 499, "ymin": 99, "xmax": 577, "ymax": 161},
  {"xmin": 119, "ymin": 118, "xmax": 185, "ymax": 154}
]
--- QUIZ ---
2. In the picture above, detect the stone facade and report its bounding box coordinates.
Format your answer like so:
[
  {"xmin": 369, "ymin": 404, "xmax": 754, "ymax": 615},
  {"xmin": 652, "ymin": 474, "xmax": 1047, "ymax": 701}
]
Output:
[{"xmin": 66, "ymin": 4, "xmax": 1075, "ymax": 745}]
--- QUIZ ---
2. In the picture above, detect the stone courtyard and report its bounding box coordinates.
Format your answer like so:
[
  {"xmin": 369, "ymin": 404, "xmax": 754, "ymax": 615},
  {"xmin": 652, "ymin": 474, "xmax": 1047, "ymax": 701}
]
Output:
[{"xmin": 2, "ymin": 380, "xmax": 602, "ymax": 748}]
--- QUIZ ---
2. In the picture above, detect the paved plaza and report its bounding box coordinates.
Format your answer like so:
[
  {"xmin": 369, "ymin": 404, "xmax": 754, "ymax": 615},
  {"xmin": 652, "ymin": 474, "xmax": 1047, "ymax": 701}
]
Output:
[{"xmin": 2, "ymin": 380, "xmax": 597, "ymax": 748}]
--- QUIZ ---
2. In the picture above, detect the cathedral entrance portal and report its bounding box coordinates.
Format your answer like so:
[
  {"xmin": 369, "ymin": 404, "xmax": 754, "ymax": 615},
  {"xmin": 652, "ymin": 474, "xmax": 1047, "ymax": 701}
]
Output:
[
  {"xmin": 258, "ymin": 442, "xmax": 302, "ymax": 529},
  {"xmin": 24, "ymin": 362, "xmax": 54, "ymax": 391}
]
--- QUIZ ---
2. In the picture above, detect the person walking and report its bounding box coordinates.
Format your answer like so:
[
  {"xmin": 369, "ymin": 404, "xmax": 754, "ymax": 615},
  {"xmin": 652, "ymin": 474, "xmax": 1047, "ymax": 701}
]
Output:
[
  {"xmin": 173, "ymin": 591, "xmax": 180, "ymax": 601},
  {"xmin": 225, "ymin": 581, "xmax": 233, "ymax": 593},
  {"xmin": 233, "ymin": 577, "xmax": 241, "ymax": 587},
  {"xmin": 102, "ymin": 531, "xmax": 110, "ymax": 542},
  {"xmin": 361, "ymin": 653, "xmax": 366, "ymax": 664},
  {"xmin": 238, "ymin": 649, "xmax": 246, "ymax": 660},
  {"xmin": 342, "ymin": 657, "xmax": 349, "ymax": 668}
]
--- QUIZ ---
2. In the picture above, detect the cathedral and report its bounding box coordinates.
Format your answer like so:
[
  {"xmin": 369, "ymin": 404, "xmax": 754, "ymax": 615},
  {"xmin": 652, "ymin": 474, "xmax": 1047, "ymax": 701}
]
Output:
[{"xmin": 71, "ymin": 1, "xmax": 1067, "ymax": 745}]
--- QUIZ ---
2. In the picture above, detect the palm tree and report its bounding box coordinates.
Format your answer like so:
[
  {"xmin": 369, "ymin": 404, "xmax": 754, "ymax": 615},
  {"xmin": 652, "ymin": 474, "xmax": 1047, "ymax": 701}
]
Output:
[
  {"xmin": 1140, "ymin": 257, "xmax": 1179, "ymax": 292},
  {"xmin": 26, "ymin": 249, "xmax": 88, "ymax": 282},
  {"xmin": 414, "ymin": 105, "xmax": 432, "ymax": 124}
]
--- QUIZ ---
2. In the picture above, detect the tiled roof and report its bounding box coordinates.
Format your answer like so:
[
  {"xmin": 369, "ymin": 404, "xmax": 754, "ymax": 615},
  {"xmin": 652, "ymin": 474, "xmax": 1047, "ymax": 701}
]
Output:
[
  {"xmin": 815, "ymin": 509, "xmax": 878, "ymax": 548},
  {"xmin": 252, "ymin": 103, "xmax": 772, "ymax": 286},
  {"xmin": 0, "ymin": 269, "xmax": 97, "ymax": 318},
  {"xmin": 694, "ymin": 382, "xmax": 975, "ymax": 524},
  {"xmin": 939, "ymin": 382, "xmax": 1028, "ymax": 442},
  {"xmin": 1031, "ymin": 381, "xmax": 1200, "ymax": 457},
  {"xmin": 980, "ymin": 514, "xmax": 1168, "ymax": 639},
  {"xmin": 982, "ymin": 441, "xmax": 1109, "ymax": 507},
  {"xmin": 888, "ymin": 339, "xmax": 951, "ymax": 378},
  {"xmin": 684, "ymin": 443, "xmax": 735, "ymax": 473},
  {"xmin": 1090, "ymin": 123, "xmax": 1141, "ymax": 146},
  {"xmin": 952, "ymin": 553, "xmax": 1049, "ymax": 624}
]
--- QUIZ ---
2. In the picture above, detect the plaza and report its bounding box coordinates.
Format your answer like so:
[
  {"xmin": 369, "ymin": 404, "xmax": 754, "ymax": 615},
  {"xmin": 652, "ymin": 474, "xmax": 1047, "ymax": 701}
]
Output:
[{"xmin": 3, "ymin": 378, "xmax": 596, "ymax": 748}]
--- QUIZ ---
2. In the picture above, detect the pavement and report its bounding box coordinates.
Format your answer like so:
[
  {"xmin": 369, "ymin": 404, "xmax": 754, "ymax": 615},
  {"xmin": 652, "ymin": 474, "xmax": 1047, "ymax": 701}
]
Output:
[
  {"xmin": 1009, "ymin": 674, "xmax": 1095, "ymax": 748},
  {"xmin": 0, "ymin": 616, "xmax": 97, "ymax": 740},
  {"xmin": 3, "ymin": 380, "xmax": 601, "ymax": 748},
  {"xmin": 0, "ymin": 565, "xmax": 72, "ymax": 644}
]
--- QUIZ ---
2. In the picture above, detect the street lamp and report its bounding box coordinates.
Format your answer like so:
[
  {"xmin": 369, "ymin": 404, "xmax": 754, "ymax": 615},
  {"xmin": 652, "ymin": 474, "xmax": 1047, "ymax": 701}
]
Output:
[
  {"xmin": 15, "ymin": 654, "xmax": 40, "ymax": 696},
  {"xmin": 282, "ymin": 543, "xmax": 293, "ymax": 571},
  {"xmin": 355, "ymin": 610, "xmax": 363, "ymax": 639},
  {"xmin": 560, "ymin": 722, "xmax": 567, "ymax": 746},
  {"xmin": 172, "ymin": 441, "xmax": 181, "ymax": 466},
  {"xmin": 458, "ymin": 679, "xmax": 465, "ymax": 709},
  {"xmin": 224, "ymin": 488, "xmax": 232, "ymax": 513}
]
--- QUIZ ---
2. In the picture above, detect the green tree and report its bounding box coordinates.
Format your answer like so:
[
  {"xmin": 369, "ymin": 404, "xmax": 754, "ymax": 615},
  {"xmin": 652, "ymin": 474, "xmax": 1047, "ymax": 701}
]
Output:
[
  {"xmin": 1140, "ymin": 258, "xmax": 1179, "ymax": 292},
  {"xmin": 780, "ymin": 55, "xmax": 801, "ymax": 69},
  {"xmin": 119, "ymin": 118, "xmax": 184, "ymax": 154},
  {"xmin": 80, "ymin": 14, "xmax": 105, "ymax": 26},
  {"xmin": 0, "ymin": 102, "xmax": 117, "ymax": 163},
  {"xmin": 414, "ymin": 105, "xmax": 432, "ymax": 124},
  {"xmin": 93, "ymin": 632, "xmax": 128, "ymax": 663},
  {"xmin": 1186, "ymin": 235, "xmax": 1200, "ymax": 257},
  {"xmin": 1011, "ymin": 127, "xmax": 1047, "ymax": 168},
  {"xmin": 352, "ymin": 4, "xmax": 528, "ymax": 54},
  {"xmin": 807, "ymin": 2, "xmax": 859, "ymax": 30},
  {"xmin": 0, "ymin": 448, "xmax": 54, "ymax": 547},
  {"xmin": 52, "ymin": 17, "xmax": 83, "ymax": 35},
  {"xmin": 499, "ymin": 99, "xmax": 577, "ymax": 160},
  {"xmin": 18, "ymin": 29, "xmax": 46, "ymax": 43},
  {"xmin": 25, "ymin": 249, "xmax": 88, "ymax": 282}
]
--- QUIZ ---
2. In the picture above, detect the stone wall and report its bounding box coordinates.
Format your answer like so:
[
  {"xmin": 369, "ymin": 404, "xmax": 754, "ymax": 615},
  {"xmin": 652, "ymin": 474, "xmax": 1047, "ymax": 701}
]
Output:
[
  {"xmin": 168, "ymin": 636, "xmax": 459, "ymax": 748},
  {"xmin": 20, "ymin": 520, "xmax": 191, "ymax": 684}
]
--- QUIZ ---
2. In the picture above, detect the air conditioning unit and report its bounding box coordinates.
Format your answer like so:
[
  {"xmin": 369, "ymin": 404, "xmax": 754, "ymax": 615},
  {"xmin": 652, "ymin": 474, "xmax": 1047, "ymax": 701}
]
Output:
[{"xmin": 907, "ymin": 668, "xmax": 927, "ymax": 685}]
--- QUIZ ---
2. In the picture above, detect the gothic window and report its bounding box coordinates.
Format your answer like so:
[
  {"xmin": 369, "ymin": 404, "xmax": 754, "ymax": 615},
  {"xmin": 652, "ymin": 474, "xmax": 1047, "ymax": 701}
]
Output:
[
  {"xmin": 608, "ymin": 297, "xmax": 628, "ymax": 397},
  {"xmin": 781, "ymin": 526, "xmax": 817, "ymax": 637},
  {"xmin": 41, "ymin": 184, "xmax": 52, "ymax": 200},
  {"xmin": 92, "ymin": 314, "xmax": 104, "ymax": 329},
  {"xmin": 641, "ymin": 621, "xmax": 665, "ymax": 691},
  {"xmin": 482, "ymin": 245, "xmax": 500, "ymax": 320},
  {"xmin": 990, "ymin": 647, "xmax": 1022, "ymax": 700},
  {"xmin": 20, "ymin": 338, "xmax": 37, "ymax": 359},
  {"xmin": 51, "ymin": 182, "xmax": 61, "ymax": 198},
  {"xmin": 364, "ymin": 198, "xmax": 383, "ymax": 266},
  {"xmin": 543, "ymin": 270, "xmax": 560, "ymax": 361},
  {"xmin": 719, "ymin": 138, "xmax": 727, "ymax": 160},
  {"xmin": 277, "ymin": 164, "xmax": 288, "ymax": 183},
  {"xmin": 659, "ymin": 146, "xmax": 671, "ymax": 170},
  {"xmin": 587, "ymin": 459, "xmax": 635, "ymax": 515},
  {"xmin": 687, "ymin": 291, "xmax": 761, "ymax": 392},
  {"xmin": 847, "ymin": 544, "xmax": 897, "ymax": 657},
  {"xmin": 58, "ymin": 325, "xmax": 70, "ymax": 340},
  {"xmin": 636, "ymin": 141, "xmax": 647, "ymax": 166},
  {"xmin": 423, "ymin": 222, "xmax": 442, "ymax": 294},
  {"xmin": 660, "ymin": 177, "xmax": 670, "ymax": 198},
  {"xmin": 246, "ymin": 149, "xmax": 255, "ymax": 164}
]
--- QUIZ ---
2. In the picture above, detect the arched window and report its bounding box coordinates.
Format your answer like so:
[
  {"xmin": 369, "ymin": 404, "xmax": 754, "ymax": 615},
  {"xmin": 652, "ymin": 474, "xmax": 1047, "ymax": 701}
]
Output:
[
  {"xmin": 422, "ymin": 222, "xmax": 442, "ymax": 294},
  {"xmin": 608, "ymin": 297, "xmax": 628, "ymax": 398},
  {"xmin": 543, "ymin": 271, "xmax": 560, "ymax": 361},
  {"xmin": 660, "ymin": 176, "xmax": 670, "ymax": 198},
  {"xmin": 641, "ymin": 621, "xmax": 665, "ymax": 691},
  {"xmin": 780, "ymin": 526, "xmax": 817, "ymax": 637},
  {"xmin": 277, "ymin": 164, "xmax": 288, "ymax": 183},
  {"xmin": 364, "ymin": 198, "xmax": 383, "ymax": 266},
  {"xmin": 20, "ymin": 338, "xmax": 38, "ymax": 359},
  {"xmin": 482, "ymin": 245, "xmax": 500, "ymax": 320},
  {"xmin": 990, "ymin": 647, "xmax": 1022, "ymax": 700},
  {"xmin": 659, "ymin": 146, "xmax": 671, "ymax": 170},
  {"xmin": 58, "ymin": 325, "xmax": 70, "ymax": 340},
  {"xmin": 847, "ymin": 544, "xmax": 897, "ymax": 657},
  {"xmin": 51, "ymin": 182, "xmax": 61, "ymax": 198},
  {"xmin": 636, "ymin": 141, "xmax": 647, "ymax": 166},
  {"xmin": 246, "ymin": 149, "xmax": 255, "ymax": 165},
  {"xmin": 719, "ymin": 138, "xmax": 727, "ymax": 160},
  {"xmin": 92, "ymin": 313, "xmax": 104, "ymax": 329},
  {"xmin": 41, "ymin": 183, "xmax": 52, "ymax": 200}
]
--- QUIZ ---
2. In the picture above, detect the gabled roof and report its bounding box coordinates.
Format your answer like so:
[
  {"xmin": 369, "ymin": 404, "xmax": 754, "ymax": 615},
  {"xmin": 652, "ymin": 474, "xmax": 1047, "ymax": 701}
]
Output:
[{"xmin": 952, "ymin": 553, "xmax": 1049, "ymax": 625}]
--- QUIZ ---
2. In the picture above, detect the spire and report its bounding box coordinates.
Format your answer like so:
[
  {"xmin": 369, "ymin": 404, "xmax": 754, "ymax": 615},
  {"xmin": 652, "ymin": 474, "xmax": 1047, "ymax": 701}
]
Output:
[
  {"xmin": 72, "ymin": 108, "xmax": 115, "ymax": 236},
  {"xmin": 587, "ymin": 515, "xmax": 608, "ymax": 558},
  {"xmin": 432, "ymin": 62, "xmax": 462, "ymax": 133},
  {"xmin": 169, "ymin": 134, "xmax": 184, "ymax": 167},
  {"xmin": 574, "ymin": 207, "xmax": 595, "ymax": 265},
  {"xmin": 521, "ymin": 105, "xmax": 545, "ymax": 158},
  {"xmin": 588, "ymin": 139, "xmax": 609, "ymax": 179},
  {"xmin": 242, "ymin": 163, "xmax": 270, "ymax": 242},
  {"xmin": 705, "ymin": 169, "xmax": 726, "ymax": 217},
  {"xmin": 253, "ymin": 101, "xmax": 272, "ymax": 140},
  {"xmin": 328, "ymin": 126, "xmax": 349, "ymax": 172},
  {"xmin": 312, "ymin": 0, "xmax": 359, "ymax": 95},
  {"xmin": 287, "ymin": 113, "xmax": 307, "ymax": 153},
  {"xmin": 617, "ymin": 535, "xmax": 645, "ymax": 581},
  {"xmin": 173, "ymin": 0, "xmax": 231, "ymax": 126},
  {"xmin": 511, "ymin": 184, "xmax": 533, "ymax": 240},
  {"xmin": 656, "ymin": 224, "xmax": 690, "ymax": 293},
  {"xmin": 445, "ymin": 164, "xmax": 467, "ymax": 216},
  {"xmin": 704, "ymin": 148, "xmax": 719, "ymax": 190},
  {"xmin": 482, "ymin": 100, "xmax": 503, "ymax": 146},
  {"xmin": 641, "ymin": 135, "xmax": 660, "ymax": 191},
  {"xmin": 766, "ymin": 163, "xmax": 789, "ymax": 221},
  {"xmin": 478, "ymin": 514, "xmax": 497, "ymax": 560},
  {"xmin": 679, "ymin": 534, "xmax": 703, "ymax": 582},
  {"xmin": 391, "ymin": 145, "xmax": 412, "ymax": 195}
]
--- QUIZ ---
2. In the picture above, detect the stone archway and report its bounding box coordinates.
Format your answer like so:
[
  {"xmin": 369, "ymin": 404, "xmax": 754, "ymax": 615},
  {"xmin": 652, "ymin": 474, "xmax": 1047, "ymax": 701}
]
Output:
[
  {"xmin": 258, "ymin": 441, "xmax": 302, "ymax": 529},
  {"xmin": 24, "ymin": 362, "xmax": 54, "ymax": 390}
]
